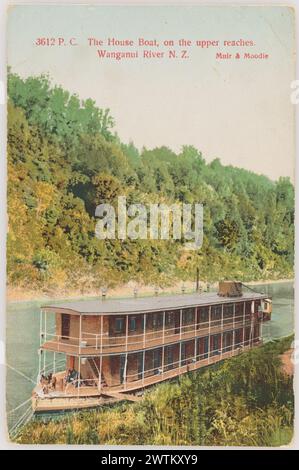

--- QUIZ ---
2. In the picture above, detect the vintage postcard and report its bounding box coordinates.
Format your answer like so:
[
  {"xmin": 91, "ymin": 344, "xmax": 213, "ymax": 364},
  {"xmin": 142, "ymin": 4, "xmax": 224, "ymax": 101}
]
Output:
[{"xmin": 5, "ymin": 3, "xmax": 295, "ymax": 448}]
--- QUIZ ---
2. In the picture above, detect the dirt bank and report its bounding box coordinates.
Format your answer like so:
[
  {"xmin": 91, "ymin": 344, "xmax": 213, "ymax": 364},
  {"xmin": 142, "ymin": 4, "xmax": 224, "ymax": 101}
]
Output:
[
  {"xmin": 280, "ymin": 349, "xmax": 294, "ymax": 376},
  {"xmin": 7, "ymin": 278, "xmax": 293, "ymax": 303}
]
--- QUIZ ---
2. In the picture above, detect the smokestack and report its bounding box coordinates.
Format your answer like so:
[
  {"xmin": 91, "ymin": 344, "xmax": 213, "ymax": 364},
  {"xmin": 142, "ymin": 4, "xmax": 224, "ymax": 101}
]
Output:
[
  {"xmin": 218, "ymin": 281, "xmax": 243, "ymax": 297},
  {"xmin": 196, "ymin": 268, "xmax": 200, "ymax": 292}
]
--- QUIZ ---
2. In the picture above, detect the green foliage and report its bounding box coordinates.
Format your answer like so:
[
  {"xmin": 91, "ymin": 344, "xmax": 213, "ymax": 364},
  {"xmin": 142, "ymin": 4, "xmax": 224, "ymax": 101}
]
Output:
[
  {"xmin": 8, "ymin": 71, "xmax": 115, "ymax": 145},
  {"xmin": 7, "ymin": 72, "xmax": 294, "ymax": 292},
  {"xmin": 16, "ymin": 336, "xmax": 294, "ymax": 446}
]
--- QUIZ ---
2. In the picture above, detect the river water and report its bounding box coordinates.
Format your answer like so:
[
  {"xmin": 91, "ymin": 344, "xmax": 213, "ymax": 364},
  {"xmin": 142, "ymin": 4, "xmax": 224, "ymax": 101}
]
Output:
[{"xmin": 6, "ymin": 281, "xmax": 294, "ymax": 433}]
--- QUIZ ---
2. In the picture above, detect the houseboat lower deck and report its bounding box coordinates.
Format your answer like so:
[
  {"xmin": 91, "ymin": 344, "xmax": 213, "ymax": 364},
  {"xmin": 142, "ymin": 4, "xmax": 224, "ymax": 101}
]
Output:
[{"xmin": 32, "ymin": 342, "xmax": 261, "ymax": 412}]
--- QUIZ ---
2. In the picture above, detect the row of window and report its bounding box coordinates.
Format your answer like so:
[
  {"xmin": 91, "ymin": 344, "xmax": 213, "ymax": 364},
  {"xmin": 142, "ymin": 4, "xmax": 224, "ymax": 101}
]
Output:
[
  {"xmin": 125, "ymin": 325, "xmax": 261, "ymax": 375},
  {"xmin": 112, "ymin": 301, "xmax": 260, "ymax": 334}
]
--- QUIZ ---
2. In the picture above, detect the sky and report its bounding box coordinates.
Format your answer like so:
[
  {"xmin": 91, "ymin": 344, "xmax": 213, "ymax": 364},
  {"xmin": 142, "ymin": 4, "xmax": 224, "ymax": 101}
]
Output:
[{"xmin": 7, "ymin": 5, "xmax": 295, "ymax": 181}]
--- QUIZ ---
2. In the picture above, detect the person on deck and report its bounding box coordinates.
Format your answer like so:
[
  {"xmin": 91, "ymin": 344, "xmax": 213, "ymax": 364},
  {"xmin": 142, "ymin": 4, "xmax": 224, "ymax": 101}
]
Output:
[{"xmin": 50, "ymin": 375, "xmax": 57, "ymax": 391}]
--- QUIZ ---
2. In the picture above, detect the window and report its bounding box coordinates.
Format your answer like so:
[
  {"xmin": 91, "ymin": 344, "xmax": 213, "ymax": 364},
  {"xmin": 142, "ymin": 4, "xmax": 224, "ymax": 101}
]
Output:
[
  {"xmin": 211, "ymin": 305, "xmax": 221, "ymax": 317},
  {"xmin": 115, "ymin": 317, "xmax": 125, "ymax": 334},
  {"xmin": 223, "ymin": 331, "xmax": 233, "ymax": 352},
  {"xmin": 129, "ymin": 317, "xmax": 136, "ymax": 332},
  {"xmin": 223, "ymin": 304, "xmax": 233, "ymax": 325},
  {"xmin": 152, "ymin": 312, "xmax": 163, "ymax": 329},
  {"xmin": 166, "ymin": 311, "xmax": 174, "ymax": 326},
  {"xmin": 153, "ymin": 349, "xmax": 162, "ymax": 373},
  {"xmin": 234, "ymin": 328, "xmax": 243, "ymax": 348},
  {"xmin": 254, "ymin": 324, "xmax": 260, "ymax": 342},
  {"xmin": 199, "ymin": 307, "xmax": 209, "ymax": 326},
  {"xmin": 235, "ymin": 302, "xmax": 244, "ymax": 315},
  {"xmin": 137, "ymin": 352, "xmax": 143, "ymax": 379},
  {"xmin": 235, "ymin": 303, "xmax": 244, "ymax": 325},
  {"xmin": 223, "ymin": 304, "xmax": 233, "ymax": 316},
  {"xmin": 183, "ymin": 308, "xmax": 194, "ymax": 325},
  {"xmin": 211, "ymin": 305, "xmax": 221, "ymax": 326},
  {"xmin": 181, "ymin": 342, "xmax": 186, "ymax": 365},
  {"xmin": 210, "ymin": 334, "xmax": 221, "ymax": 356},
  {"xmin": 199, "ymin": 336, "xmax": 209, "ymax": 359},
  {"xmin": 245, "ymin": 302, "xmax": 252, "ymax": 315},
  {"xmin": 181, "ymin": 342, "xmax": 192, "ymax": 365},
  {"xmin": 61, "ymin": 314, "xmax": 70, "ymax": 339},
  {"xmin": 165, "ymin": 346, "xmax": 174, "ymax": 370},
  {"xmin": 119, "ymin": 355, "xmax": 126, "ymax": 384},
  {"xmin": 244, "ymin": 326, "xmax": 251, "ymax": 342}
]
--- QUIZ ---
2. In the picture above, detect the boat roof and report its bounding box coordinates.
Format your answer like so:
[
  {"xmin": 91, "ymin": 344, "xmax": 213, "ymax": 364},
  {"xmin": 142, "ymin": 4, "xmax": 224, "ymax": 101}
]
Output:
[{"xmin": 42, "ymin": 291, "xmax": 268, "ymax": 315}]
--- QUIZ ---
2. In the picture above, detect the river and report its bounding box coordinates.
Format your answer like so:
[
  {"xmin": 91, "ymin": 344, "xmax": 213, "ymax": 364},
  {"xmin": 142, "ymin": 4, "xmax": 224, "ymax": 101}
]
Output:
[{"xmin": 6, "ymin": 281, "xmax": 294, "ymax": 433}]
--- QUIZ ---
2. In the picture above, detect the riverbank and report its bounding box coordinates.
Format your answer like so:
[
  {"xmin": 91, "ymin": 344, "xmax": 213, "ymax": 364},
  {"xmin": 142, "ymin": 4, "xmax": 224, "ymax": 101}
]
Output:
[{"xmin": 7, "ymin": 278, "xmax": 293, "ymax": 303}]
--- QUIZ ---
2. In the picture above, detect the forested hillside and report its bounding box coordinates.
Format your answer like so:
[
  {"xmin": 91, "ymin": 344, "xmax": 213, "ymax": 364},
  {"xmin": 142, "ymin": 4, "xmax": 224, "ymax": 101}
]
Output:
[{"xmin": 7, "ymin": 72, "xmax": 294, "ymax": 293}]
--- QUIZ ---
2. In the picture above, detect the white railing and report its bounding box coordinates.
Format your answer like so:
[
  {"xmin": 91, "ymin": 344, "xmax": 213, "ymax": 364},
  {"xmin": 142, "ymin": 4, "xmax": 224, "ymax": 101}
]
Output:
[{"xmin": 42, "ymin": 314, "xmax": 256, "ymax": 352}]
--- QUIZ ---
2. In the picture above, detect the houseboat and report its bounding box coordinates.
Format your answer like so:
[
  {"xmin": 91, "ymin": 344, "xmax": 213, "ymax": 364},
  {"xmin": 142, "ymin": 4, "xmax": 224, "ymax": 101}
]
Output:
[{"xmin": 32, "ymin": 281, "xmax": 272, "ymax": 412}]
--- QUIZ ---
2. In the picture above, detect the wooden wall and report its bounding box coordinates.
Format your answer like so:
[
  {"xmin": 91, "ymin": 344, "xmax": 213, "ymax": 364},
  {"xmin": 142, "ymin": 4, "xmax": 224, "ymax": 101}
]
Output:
[{"xmin": 55, "ymin": 313, "xmax": 101, "ymax": 346}]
